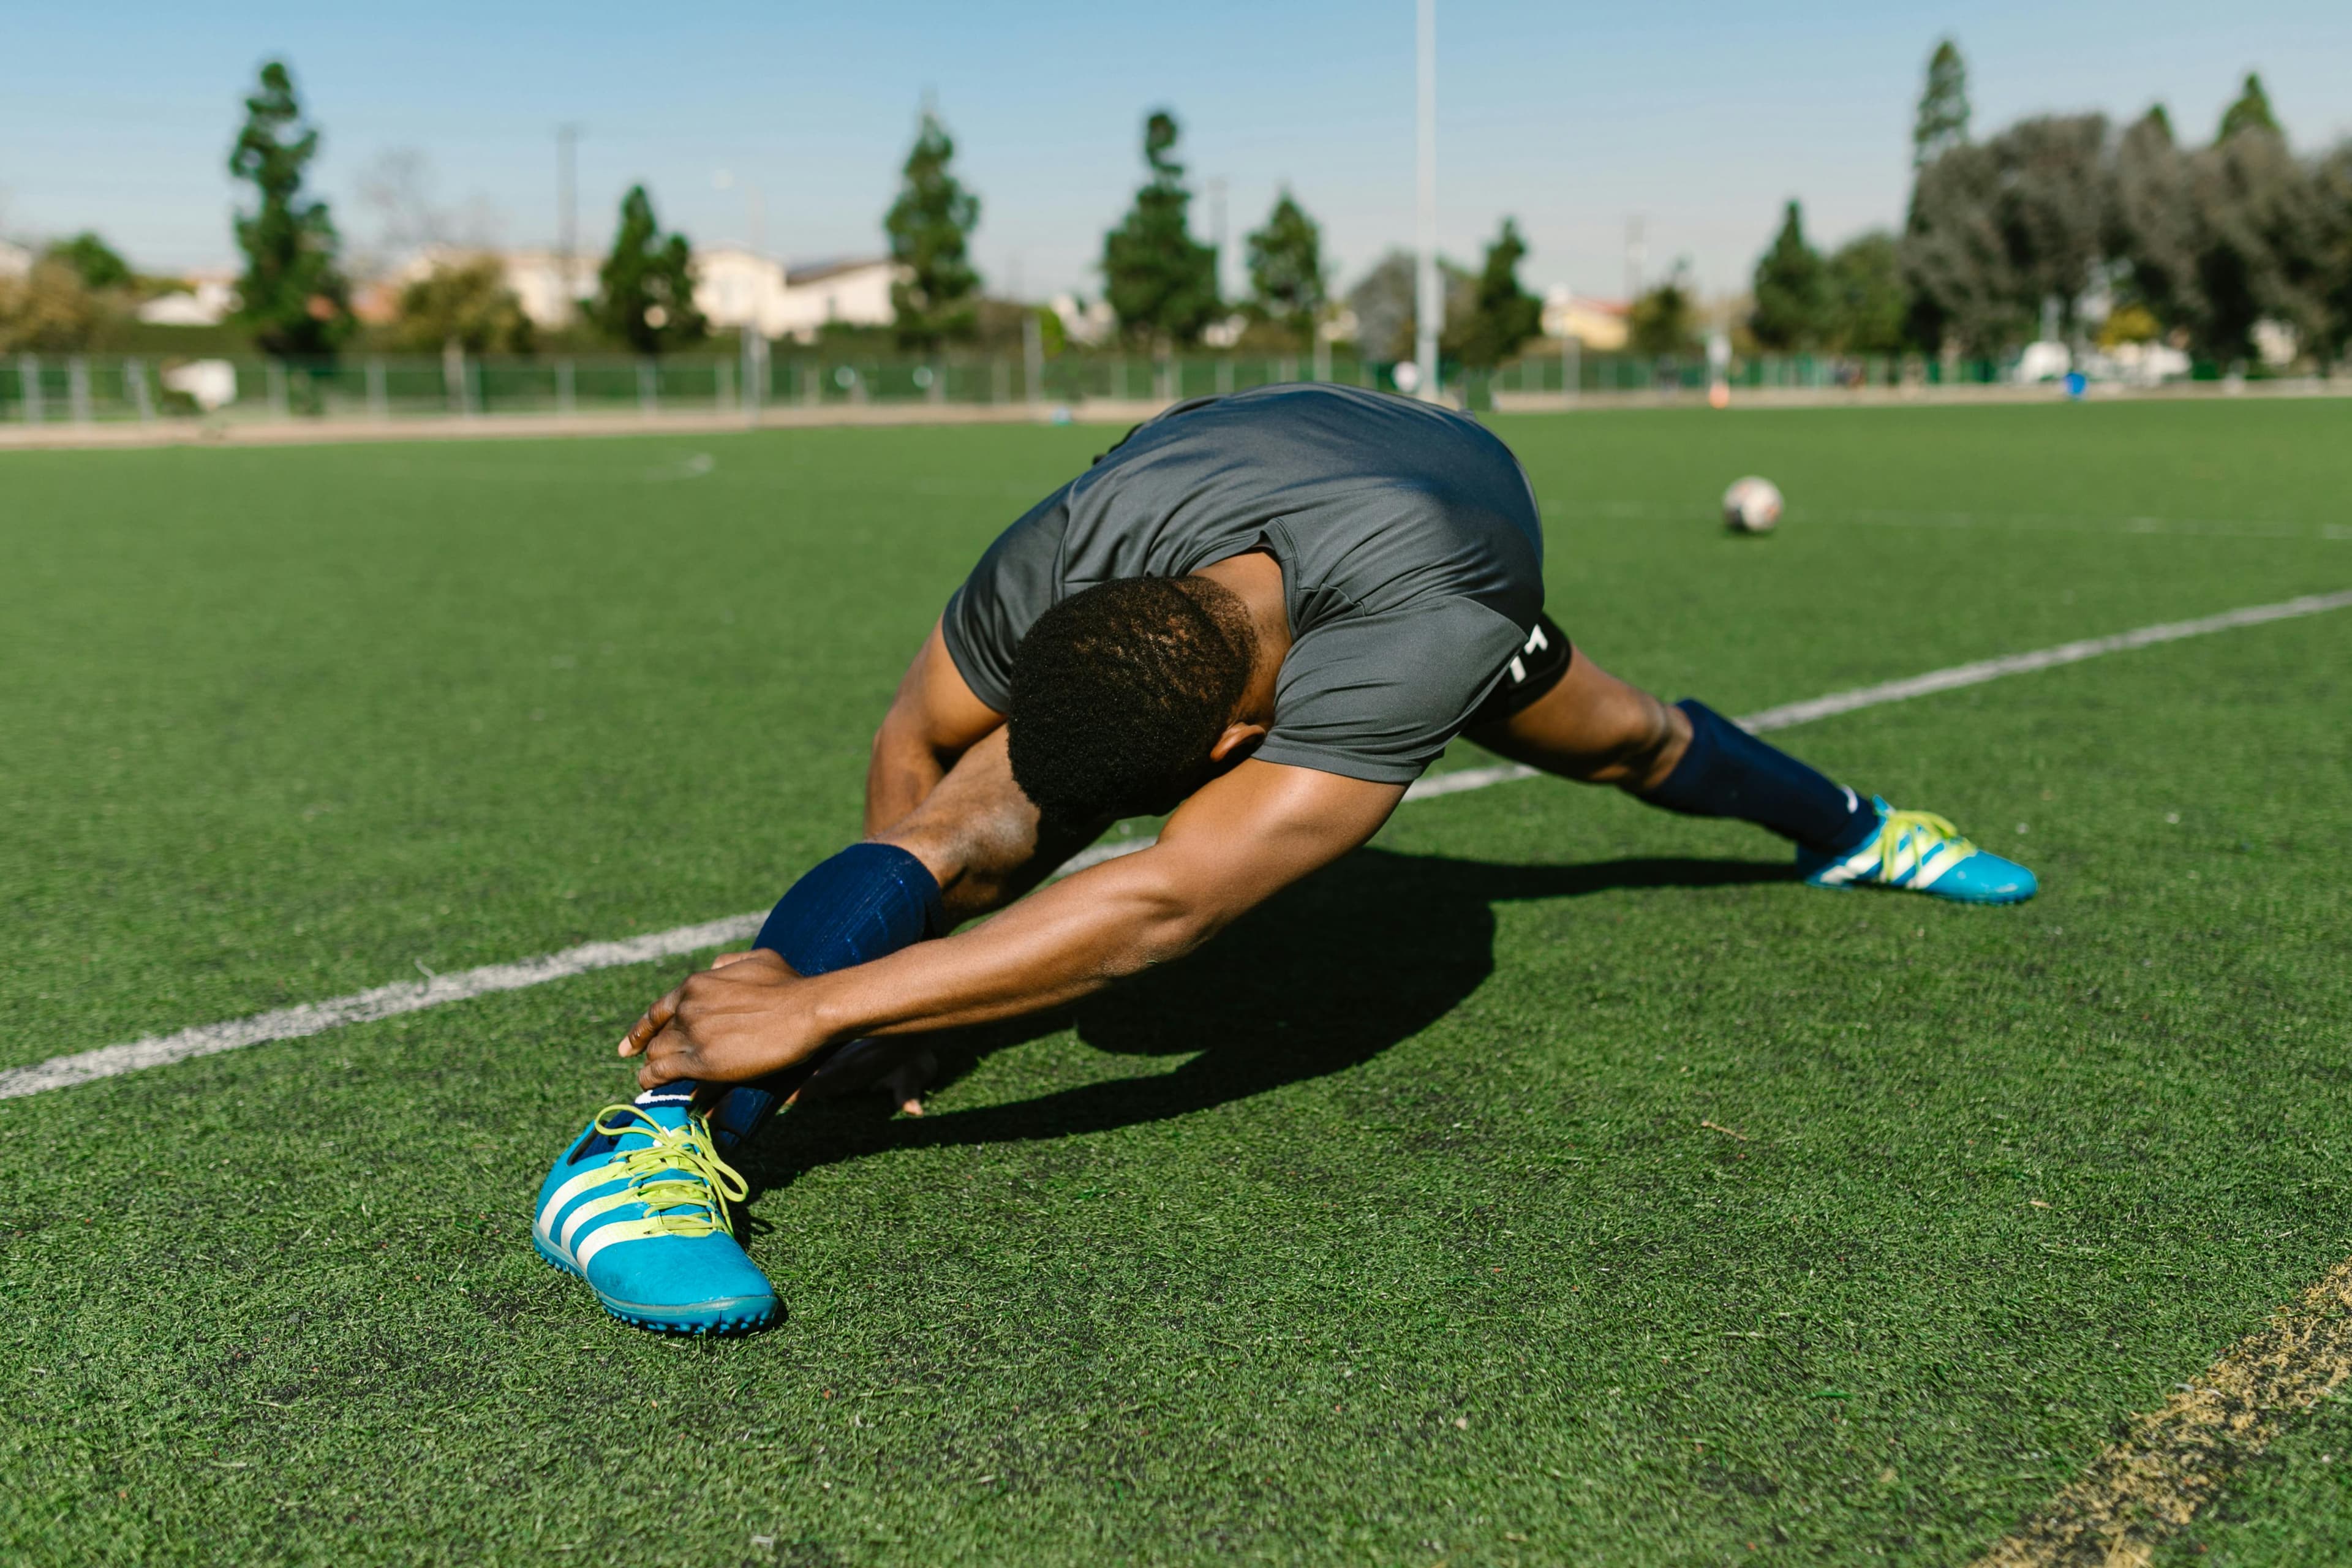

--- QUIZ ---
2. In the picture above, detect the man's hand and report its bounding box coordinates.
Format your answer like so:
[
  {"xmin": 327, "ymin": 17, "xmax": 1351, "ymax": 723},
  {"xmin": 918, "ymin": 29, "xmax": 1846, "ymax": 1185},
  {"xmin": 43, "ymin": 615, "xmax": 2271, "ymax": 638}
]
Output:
[{"xmin": 619, "ymin": 949, "xmax": 824, "ymax": 1090}]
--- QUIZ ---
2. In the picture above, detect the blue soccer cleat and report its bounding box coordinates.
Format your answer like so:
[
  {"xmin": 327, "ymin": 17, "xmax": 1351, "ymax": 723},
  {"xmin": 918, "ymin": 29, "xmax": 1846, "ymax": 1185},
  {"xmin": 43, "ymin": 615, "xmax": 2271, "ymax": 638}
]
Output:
[
  {"xmin": 1796, "ymin": 797, "xmax": 2038, "ymax": 905},
  {"xmin": 531, "ymin": 1098, "xmax": 778, "ymax": 1335}
]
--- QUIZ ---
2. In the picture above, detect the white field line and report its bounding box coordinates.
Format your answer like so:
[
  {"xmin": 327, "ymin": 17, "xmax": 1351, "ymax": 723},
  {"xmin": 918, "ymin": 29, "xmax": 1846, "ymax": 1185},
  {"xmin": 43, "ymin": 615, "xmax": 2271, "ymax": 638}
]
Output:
[{"xmin": 4, "ymin": 586, "xmax": 2347, "ymax": 1102}]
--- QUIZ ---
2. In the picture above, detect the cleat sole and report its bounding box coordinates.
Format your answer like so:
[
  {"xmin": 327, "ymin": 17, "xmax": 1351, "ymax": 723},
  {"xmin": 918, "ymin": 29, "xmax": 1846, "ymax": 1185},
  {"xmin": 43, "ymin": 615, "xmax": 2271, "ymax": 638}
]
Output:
[{"xmin": 532, "ymin": 1232, "xmax": 777, "ymax": 1336}]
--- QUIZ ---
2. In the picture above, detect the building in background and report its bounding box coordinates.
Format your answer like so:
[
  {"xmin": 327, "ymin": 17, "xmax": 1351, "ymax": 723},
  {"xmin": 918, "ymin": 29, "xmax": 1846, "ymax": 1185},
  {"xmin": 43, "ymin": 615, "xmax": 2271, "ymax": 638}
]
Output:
[
  {"xmin": 136, "ymin": 269, "xmax": 239, "ymax": 325},
  {"xmin": 1050, "ymin": 292, "xmax": 1114, "ymax": 347},
  {"xmin": 1542, "ymin": 286, "xmax": 1629, "ymax": 351},
  {"xmin": 364, "ymin": 246, "xmax": 898, "ymax": 342},
  {"xmin": 693, "ymin": 246, "xmax": 790, "ymax": 336},
  {"xmin": 767, "ymin": 258, "xmax": 899, "ymax": 341},
  {"xmin": 0, "ymin": 239, "xmax": 31, "ymax": 279},
  {"xmin": 499, "ymin": 251, "xmax": 601, "ymax": 330}
]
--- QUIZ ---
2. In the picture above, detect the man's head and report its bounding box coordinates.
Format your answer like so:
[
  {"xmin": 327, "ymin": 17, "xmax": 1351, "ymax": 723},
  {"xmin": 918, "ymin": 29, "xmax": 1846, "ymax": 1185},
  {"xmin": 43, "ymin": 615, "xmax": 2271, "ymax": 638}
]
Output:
[{"xmin": 1006, "ymin": 575, "xmax": 1261, "ymax": 826}]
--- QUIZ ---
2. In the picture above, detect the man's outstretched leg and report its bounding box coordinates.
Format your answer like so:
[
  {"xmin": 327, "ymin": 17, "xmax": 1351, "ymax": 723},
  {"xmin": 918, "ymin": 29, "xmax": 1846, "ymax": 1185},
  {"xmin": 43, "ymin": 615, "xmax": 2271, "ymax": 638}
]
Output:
[
  {"xmin": 1469, "ymin": 638, "xmax": 2036, "ymax": 903},
  {"xmin": 527, "ymin": 842, "xmax": 944, "ymax": 1335},
  {"xmin": 532, "ymin": 727, "xmax": 1084, "ymax": 1335}
]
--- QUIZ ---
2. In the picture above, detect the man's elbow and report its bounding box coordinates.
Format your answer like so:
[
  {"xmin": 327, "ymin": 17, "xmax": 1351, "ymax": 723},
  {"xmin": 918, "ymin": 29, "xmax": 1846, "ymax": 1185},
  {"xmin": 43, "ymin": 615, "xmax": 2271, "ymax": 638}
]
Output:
[{"xmin": 1117, "ymin": 880, "xmax": 1237, "ymax": 973}]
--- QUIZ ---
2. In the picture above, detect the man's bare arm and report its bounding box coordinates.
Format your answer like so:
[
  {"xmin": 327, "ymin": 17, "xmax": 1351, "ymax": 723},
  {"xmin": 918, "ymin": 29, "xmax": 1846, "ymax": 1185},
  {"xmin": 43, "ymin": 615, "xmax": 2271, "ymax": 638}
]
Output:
[
  {"xmin": 620, "ymin": 759, "xmax": 1405, "ymax": 1089},
  {"xmin": 864, "ymin": 619, "xmax": 1003, "ymax": 837}
]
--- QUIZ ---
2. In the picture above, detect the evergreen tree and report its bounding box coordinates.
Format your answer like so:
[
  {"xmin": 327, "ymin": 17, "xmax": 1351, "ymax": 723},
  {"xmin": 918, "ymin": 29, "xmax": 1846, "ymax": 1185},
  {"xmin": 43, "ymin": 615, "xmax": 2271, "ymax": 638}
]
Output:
[
  {"xmin": 1749, "ymin": 200, "xmax": 1828, "ymax": 349},
  {"xmin": 1244, "ymin": 189, "xmax": 1328, "ymax": 344},
  {"xmin": 1821, "ymin": 232, "xmax": 1907, "ymax": 353},
  {"xmin": 1101, "ymin": 110, "xmax": 1219, "ymax": 345},
  {"xmin": 2217, "ymin": 73, "xmax": 2281, "ymax": 143},
  {"xmin": 228, "ymin": 59, "xmax": 351, "ymax": 358},
  {"xmin": 47, "ymin": 232, "xmax": 130, "ymax": 291},
  {"xmin": 1446, "ymin": 217, "xmax": 1542, "ymax": 368},
  {"xmin": 1627, "ymin": 265, "xmax": 1702, "ymax": 356},
  {"xmin": 885, "ymin": 106, "xmax": 982, "ymax": 351},
  {"xmin": 1913, "ymin": 39, "xmax": 1970, "ymax": 168},
  {"xmin": 587, "ymin": 185, "xmax": 706, "ymax": 355}
]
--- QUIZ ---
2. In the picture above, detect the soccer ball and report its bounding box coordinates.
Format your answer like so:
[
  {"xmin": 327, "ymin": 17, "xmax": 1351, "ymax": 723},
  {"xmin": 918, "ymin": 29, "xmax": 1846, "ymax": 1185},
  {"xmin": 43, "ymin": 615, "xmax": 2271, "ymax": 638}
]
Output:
[{"xmin": 1721, "ymin": 476, "xmax": 1782, "ymax": 534}]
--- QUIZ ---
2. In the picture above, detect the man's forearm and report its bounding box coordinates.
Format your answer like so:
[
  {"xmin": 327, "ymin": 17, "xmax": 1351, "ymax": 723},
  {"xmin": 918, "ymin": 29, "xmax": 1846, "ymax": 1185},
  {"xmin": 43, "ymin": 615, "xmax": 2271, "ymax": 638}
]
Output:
[{"xmin": 801, "ymin": 848, "xmax": 1220, "ymax": 1047}]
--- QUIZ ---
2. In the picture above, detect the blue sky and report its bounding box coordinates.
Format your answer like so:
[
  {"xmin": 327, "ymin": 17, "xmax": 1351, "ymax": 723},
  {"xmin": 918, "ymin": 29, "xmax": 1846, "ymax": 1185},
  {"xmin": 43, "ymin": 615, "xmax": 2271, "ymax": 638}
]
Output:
[{"xmin": 5, "ymin": 1, "xmax": 2347, "ymax": 302}]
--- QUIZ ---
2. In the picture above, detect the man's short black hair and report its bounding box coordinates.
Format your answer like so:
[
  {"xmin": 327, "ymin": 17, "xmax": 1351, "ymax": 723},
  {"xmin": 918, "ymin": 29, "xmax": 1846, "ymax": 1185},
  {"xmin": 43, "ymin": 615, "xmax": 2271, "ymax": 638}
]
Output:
[{"xmin": 1006, "ymin": 575, "xmax": 1255, "ymax": 826}]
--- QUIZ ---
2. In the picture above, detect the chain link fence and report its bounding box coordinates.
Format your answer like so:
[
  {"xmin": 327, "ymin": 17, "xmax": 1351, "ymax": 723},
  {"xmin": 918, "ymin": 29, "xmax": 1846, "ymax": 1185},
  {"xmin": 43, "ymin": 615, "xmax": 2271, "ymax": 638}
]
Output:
[{"xmin": 1, "ymin": 342, "xmax": 2223, "ymax": 428}]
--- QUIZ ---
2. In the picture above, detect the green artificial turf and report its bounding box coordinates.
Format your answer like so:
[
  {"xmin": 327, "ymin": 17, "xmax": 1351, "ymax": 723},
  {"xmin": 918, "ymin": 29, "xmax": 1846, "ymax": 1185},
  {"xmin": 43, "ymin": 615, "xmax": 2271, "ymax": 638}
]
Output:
[{"xmin": 2, "ymin": 401, "xmax": 2350, "ymax": 1565}]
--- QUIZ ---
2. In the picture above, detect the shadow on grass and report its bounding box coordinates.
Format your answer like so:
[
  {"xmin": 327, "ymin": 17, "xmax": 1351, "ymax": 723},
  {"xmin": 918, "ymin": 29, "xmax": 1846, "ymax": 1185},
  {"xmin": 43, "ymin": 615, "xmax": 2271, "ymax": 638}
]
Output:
[{"xmin": 734, "ymin": 849, "xmax": 1787, "ymax": 1199}]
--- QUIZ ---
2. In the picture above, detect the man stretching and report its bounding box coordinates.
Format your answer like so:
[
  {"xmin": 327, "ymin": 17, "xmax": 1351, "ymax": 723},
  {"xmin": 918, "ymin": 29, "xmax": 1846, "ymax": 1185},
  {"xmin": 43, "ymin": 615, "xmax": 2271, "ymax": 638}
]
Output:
[{"xmin": 531, "ymin": 383, "xmax": 2035, "ymax": 1333}]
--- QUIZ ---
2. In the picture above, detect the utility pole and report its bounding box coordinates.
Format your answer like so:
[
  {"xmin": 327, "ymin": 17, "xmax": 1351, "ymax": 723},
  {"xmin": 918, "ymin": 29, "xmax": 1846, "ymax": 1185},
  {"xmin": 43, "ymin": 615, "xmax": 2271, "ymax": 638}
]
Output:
[
  {"xmin": 556, "ymin": 124, "xmax": 581, "ymax": 323},
  {"xmin": 1414, "ymin": 0, "xmax": 1440, "ymax": 401}
]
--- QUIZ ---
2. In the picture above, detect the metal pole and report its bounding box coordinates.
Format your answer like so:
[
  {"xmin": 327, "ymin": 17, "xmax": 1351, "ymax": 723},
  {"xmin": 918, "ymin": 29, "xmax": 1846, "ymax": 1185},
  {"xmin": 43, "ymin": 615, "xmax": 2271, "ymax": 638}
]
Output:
[
  {"xmin": 741, "ymin": 328, "xmax": 763, "ymax": 428},
  {"xmin": 1414, "ymin": 0, "xmax": 1440, "ymax": 401},
  {"xmin": 18, "ymin": 355, "xmax": 41, "ymax": 424},
  {"xmin": 1563, "ymin": 334, "xmax": 1580, "ymax": 406},
  {"xmin": 129, "ymin": 358, "xmax": 154, "ymax": 423},
  {"xmin": 1022, "ymin": 310, "xmax": 1042, "ymax": 405},
  {"xmin": 557, "ymin": 124, "xmax": 580, "ymax": 327},
  {"xmin": 366, "ymin": 358, "xmax": 388, "ymax": 420},
  {"xmin": 68, "ymin": 356, "xmax": 93, "ymax": 423},
  {"xmin": 638, "ymin": 359, "xmax": 657, "ymax": 417}
]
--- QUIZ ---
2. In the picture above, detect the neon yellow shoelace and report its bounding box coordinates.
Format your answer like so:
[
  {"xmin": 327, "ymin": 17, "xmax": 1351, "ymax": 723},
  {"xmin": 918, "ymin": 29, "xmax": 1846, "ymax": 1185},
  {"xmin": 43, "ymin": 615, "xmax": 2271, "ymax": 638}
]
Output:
[
  {"xmin": 1868, "ymin": 807, "xmax": 1980, "ymax": 883},
  {"xmin": 587, "ymin": 1104, "xmax": 752, "ymax": 1238}
]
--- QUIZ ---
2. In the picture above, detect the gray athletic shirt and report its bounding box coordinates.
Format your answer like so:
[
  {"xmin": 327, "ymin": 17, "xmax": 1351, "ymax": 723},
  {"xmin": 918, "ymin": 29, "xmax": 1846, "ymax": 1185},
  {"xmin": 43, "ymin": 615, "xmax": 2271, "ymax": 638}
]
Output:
[{"xmin": 941, "ymin": 383, "xmax": 1547, "ymax": 785}]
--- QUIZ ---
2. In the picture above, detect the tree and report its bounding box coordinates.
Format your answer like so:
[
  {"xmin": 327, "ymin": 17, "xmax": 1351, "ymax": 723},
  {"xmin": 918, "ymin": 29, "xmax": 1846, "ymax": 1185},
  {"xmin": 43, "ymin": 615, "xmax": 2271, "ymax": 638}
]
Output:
[
  {"xmin": 1749, "ymin": 201, "xmax": 1827, "ymax": 349},
  {"xmin": 394, "ymin": 256, "xmax": 534, "ymax": 355},
  {"xmin": 0, "ymin": 260, "xmax": 104, "ymax": 353},
  {"xmin": 1989, "ymin": 114, "xmax": 2111, "ymax": 335},
  {"xmin": 1344, "ymin": 251, "xmax": 1417, "ymax": 361},
  {"xmin": 1822, "ymin": 232, "xmax": 1909, "ymax": 353},
  {"xmin": 1901, "ymin": 141, "xmax": 2019, "ymax": 353},
  {"xmin": 1244, "ymin": 189, "xmax": 1328, "ymax": 344},
  {"xmin": 1913, "ymin": 39, "xmax": 1970, "ymax": 168},
  {"xmin": 1901, "ymin": 116, "xmax": 2108, "ymax": 350},
  {"xmin": 586, "ymin": 185, "xmax": 706, "ymax": 355},
  {"xmin": 1343, "ymin": 249, "xmax": 1472, "ymax": 363},
  {"xmin": 1444, "ymin": 217, "xmax": 1544, "ymax": 369},
  {"xmin": 46, "ymin": 232, "xmax": 130, "ymax": 291},
  {"xmin": 2217, "ymin": 73, "xmax": 2280, "ymax": 143},
  {"xmin": 2316, "ymin": 143, "xmax": 2352, "ymax": 364},
  {"xmin": 1627, "ymin": 265, "xmax": 1702, "ymax": 356},
  {"xmin": 884, "ymin": 106, "xmax": 982, "ymax": 351},
  {"xmin": 1101, "ymin": 110, "xmax": 1220, "ymax": 345},
  {"xmin": 2109, "ymin": 107, "xmax": 2201, "ymax": 338},
  {"xmin": 228, "ymin": 59, "xmax": 352, "ymax": 358},
  {"xmin": 2182, "ymin": 129, "xmax": 2329, "ymax": 362}
]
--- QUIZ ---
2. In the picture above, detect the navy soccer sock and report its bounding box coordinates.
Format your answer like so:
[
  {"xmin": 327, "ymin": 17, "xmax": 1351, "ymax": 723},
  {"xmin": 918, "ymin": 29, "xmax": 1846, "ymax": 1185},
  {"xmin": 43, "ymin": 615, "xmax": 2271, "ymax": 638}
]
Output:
[
  {"xmin": 643, "ymin": 842, "xmax": 943, "ymax": 1150},
  {"xmin": 1637, "ymin": 699, "xmax": 1876, "ymax": 854}
]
